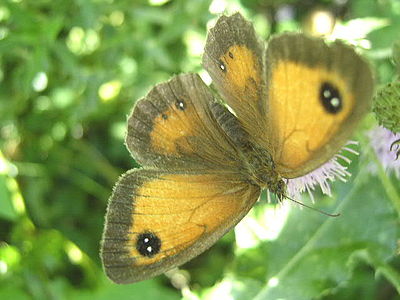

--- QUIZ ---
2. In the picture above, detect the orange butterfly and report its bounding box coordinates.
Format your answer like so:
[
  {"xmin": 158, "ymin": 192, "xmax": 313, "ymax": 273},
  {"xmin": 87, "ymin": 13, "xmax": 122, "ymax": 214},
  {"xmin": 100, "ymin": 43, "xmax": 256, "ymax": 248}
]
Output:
[{"xmin": 101, "ymin": 13, "xmax": 373, "ymax": 283}]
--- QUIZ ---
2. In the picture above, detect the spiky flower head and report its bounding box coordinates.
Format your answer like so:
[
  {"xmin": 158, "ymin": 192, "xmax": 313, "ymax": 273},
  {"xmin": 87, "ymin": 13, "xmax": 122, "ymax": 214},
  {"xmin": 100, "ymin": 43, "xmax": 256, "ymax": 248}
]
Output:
[
  {"xmin": 286, "ymin": 142, "xmax": 358, "ymax": 201},
  {"xmin": 372, "ymin": 81, "xmax": 400, "ymax": 134}
]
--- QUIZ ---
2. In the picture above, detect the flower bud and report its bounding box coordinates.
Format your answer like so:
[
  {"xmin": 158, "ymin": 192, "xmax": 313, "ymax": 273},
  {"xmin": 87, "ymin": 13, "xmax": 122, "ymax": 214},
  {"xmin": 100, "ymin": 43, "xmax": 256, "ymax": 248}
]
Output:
[{"xmin": 372, "ymin": 81, "xmax": 400, "ymax": 133}]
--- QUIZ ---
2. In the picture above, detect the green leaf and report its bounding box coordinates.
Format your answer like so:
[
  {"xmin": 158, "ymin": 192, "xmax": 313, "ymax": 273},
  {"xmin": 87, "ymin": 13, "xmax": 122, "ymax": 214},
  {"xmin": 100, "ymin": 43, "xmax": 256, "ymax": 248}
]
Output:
[
  {"xmin": 201, "ymin": 278, "xmax": 263, "ymax": 300},
  {"xmin": 71, "ymin": 278, "xmax": 181, "ymax": 300},
  {"xmin": 392, "ymin": 40, "xmax": 400, "ymax": 75},
  {"xmin": 368, "ymin": 21, "xmax": 400, "ymax": 51},
  {"xmin": 250, "ymin": 173, "xmax": 398, "ymax": 300},
  {"xmin": 0, "ymin": 175, "xmax": 17, "ymax": 221},
  {"xmin": 0, "ymin": 286, "xmax": 30, "ymax": 300}
]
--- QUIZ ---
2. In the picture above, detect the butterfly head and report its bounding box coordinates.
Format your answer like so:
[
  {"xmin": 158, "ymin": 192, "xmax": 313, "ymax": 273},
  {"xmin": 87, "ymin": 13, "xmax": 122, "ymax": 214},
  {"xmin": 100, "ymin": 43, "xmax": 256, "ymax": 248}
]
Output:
[
  {"xmin": 255, "ymin": 171, "xmax": 286, "ymax": 201},
  {"xmin": 270, "ymin": 177, "xmax": 287, "ymax": 201}
]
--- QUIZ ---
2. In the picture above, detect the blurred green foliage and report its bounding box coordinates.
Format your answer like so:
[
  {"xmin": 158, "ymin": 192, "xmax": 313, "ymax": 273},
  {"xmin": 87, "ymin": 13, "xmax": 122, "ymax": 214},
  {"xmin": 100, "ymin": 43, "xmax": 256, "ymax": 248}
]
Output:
[{"xmin": 0, "ymin": 0, "xmax": 399, "ymax": 299}]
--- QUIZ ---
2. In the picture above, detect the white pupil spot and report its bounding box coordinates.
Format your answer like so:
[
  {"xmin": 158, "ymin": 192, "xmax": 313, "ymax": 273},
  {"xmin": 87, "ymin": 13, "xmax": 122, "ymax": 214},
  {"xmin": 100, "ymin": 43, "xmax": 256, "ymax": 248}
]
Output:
[
  {"xmin": 179, "ymin": 102, "xmax": 184, "ymax": 108},
  {"xmin": 144, "ymin": 238, "xmax": 149, "ymax": 243},
  {"xmin": 147, "ymin": 246, "xmax": 152, "ymax": 253},
  {"xmin": 220, "ymin": 64, "xmax": 225, "ymax": 70},
  {"xmin": 323, "ymin": 90, "xmax": 331, "ymax": 98},
  {"xmin": 331, "ymin": 97, "xmax": 340, "ymax": 107}
]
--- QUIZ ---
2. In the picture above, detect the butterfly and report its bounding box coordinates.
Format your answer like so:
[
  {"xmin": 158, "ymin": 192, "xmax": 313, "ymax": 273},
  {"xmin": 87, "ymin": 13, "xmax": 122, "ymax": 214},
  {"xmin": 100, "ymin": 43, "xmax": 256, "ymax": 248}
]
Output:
[{"xmin": 100, "ymin": 13, "xmax": 373, "ymax": 283}]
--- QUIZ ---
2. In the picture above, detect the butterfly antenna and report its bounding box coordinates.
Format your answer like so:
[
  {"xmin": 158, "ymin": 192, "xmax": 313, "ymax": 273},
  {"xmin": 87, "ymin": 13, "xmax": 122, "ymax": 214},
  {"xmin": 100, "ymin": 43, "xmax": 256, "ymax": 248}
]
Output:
[
  {"xmin": 390, "ymin": 139, "xmax": 400, "ymax": 160},
  {"xmin": 283, "ymin": 194, "xmax": 341, "ymax": 217}
]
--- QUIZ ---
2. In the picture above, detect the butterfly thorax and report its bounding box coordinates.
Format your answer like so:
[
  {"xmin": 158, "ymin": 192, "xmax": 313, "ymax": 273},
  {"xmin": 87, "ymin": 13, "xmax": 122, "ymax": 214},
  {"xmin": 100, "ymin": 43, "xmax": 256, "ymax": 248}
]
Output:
[{"xmin": 242, "ymin": 143, "xmax": 286, "ymax": 200}]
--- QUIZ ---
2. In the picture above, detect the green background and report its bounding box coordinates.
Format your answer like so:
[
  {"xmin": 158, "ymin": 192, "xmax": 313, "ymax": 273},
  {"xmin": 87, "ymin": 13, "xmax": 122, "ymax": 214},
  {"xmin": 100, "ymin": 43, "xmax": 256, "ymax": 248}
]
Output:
[{"xmin": 0, "ymin": 0, "xmax": 399, "ymax": 299}]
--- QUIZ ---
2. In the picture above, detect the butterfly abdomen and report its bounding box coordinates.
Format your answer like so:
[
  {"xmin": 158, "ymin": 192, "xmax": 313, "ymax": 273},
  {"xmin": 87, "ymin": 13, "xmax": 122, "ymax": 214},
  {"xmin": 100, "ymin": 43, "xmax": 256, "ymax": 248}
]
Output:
[{"xmin": 209, "ymin": 101, "xmax": 249, "ymax": 146}]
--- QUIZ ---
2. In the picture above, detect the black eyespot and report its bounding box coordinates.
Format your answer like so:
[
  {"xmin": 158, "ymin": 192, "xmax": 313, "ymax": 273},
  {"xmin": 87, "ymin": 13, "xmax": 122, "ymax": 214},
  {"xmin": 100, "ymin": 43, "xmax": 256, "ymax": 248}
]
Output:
[
  {"xmin": 319, "ymin": 82, "xmax": 342, "ymax": 114},
  {"xmin": 175, "ymin": 99, "xmax": 186, "ymax": 111},
  {"xmin": 136, "ymin": 231, "xmax": 161, "ymax": 257},
  {"xmin": 228, "ymin": 51, "xmax": 234, "ymax": 59},
  {"xmin": 218, "ymin": 59, "xmax": 227, "ymax": 72},
  {"xmin": 162, "ymin": 113, "xmax": 168, "ymax": 120}
]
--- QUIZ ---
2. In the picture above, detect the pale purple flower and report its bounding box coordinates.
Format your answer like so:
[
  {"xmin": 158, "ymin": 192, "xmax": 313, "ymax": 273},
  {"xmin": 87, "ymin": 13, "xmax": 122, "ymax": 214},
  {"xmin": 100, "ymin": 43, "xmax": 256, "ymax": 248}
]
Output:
[
  {"xmin": 286, "ymin": 141, "xmax": 358, "ymax": 201},
  {"xmin": 368, "ymin": 126, "xmax": 400, "ymax": 178}
]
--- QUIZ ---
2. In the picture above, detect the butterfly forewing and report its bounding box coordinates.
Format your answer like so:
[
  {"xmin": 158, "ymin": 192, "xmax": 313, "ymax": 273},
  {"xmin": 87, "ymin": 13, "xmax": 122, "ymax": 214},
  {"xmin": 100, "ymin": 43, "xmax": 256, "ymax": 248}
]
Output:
[
  {"xmin": 126, "ymin": 73, "xmax": 243, "ymax": 171},
  {"xmin": 203, "ymin": 13, "xmax": 267, "ymax": 138}
]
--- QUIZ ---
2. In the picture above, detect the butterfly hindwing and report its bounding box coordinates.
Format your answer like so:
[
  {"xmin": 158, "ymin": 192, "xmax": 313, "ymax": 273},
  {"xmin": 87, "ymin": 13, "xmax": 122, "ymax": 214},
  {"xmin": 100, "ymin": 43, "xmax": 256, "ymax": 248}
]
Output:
[
  {"xmin": 101, "ymin": 169, "xmax": 260, "ymax": 283},
  {"xmin": 264, "ymin": 34, "xmax": 374, "ymax": 178}
]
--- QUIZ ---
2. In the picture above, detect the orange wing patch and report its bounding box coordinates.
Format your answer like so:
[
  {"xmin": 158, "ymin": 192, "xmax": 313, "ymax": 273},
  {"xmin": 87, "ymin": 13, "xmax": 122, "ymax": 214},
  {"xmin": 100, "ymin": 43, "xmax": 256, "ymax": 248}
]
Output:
[
  {"xmin": 219, "ymin": 45, "xmax": 262, "ymax": 97},
  {"xmin": 267, "ymin": 61, "xmax": 354, "ymax": 173},
  {"xmin": 128, "ymin": 172, "xmax": 257, "ymax": 266},
  {"xmin": 149, "ymin": 96, "xmax": 196, "ymax": 156},
  {"xmin": 101, "ymin": 169, "xmax": 260, "ymax": 283},
  {"xmin": 205, "ymin": 44, "xmax": 266, "ymax": 136}
]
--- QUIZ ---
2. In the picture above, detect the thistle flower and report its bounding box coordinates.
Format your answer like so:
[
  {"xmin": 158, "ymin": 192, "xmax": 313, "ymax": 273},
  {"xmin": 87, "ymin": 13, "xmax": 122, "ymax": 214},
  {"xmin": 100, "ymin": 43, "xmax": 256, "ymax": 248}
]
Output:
[
  {"xmin": 372, "ymin": 80, "xmax": 400, "ymax": 162},
  {"xmin": 286, "ymin": 142, "xmax": 358, "ymax": 201},
  {"xmin": 372, "ymin": 81, "xmax": 400, "ymax": 133},
  {"xmin": 368, "ymin": 126, "xmax": 400, "ymax": 178}
]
